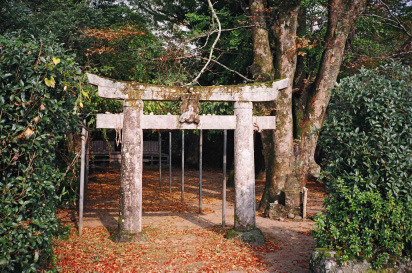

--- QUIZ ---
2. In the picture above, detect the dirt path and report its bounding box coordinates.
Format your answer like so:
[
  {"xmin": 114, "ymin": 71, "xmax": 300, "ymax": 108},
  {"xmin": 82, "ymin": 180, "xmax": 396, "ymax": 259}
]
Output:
[{"xmin": 56, "ymin": 166, "xmax": 325, "ymax": 272}]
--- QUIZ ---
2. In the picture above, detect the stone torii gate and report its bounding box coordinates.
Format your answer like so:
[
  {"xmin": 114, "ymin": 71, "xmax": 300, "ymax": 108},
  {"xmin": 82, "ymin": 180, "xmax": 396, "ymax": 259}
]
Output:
[{"xmin": 87, "ymin": 74, "xmax": 288, "ymax": 243}]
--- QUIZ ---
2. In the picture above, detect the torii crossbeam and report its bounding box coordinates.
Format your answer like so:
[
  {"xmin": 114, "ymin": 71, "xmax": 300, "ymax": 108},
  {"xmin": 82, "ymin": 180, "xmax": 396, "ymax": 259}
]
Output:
[{"xmin": 87, "ymin": 73, "xmax": 288, "ymax": 243}]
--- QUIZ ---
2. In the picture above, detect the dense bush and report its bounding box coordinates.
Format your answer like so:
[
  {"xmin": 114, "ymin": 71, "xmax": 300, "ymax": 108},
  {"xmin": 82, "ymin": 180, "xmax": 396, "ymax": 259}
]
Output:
[
  {"xmin": 0, "ymin": 33, "xmax": 82, "ymax": 272},
  {"xmin": 313, "ymin": 62, "xmax": 412, "ymax": 268}
]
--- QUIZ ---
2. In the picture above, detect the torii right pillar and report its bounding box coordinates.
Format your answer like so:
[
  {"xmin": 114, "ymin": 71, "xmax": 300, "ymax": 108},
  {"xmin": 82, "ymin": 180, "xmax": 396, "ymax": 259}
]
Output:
[{"xmin": 233, "ymin": 101, "xmax": 264, "ymax": 245}]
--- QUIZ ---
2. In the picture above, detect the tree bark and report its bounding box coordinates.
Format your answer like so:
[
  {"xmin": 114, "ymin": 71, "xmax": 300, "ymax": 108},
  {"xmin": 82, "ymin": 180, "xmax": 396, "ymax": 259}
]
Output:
[
  {"xmin": 292, "ymin": 6, "xmax": 309, "ymax": 140},
  {"xmin": 248, "ymin": 0, "xmax": 273, "ymax": 81},
  {"xmin": 259, "ymin": 1, "xmax": 301, "ymax": 210},
  {"xmin": 298, "ymin": 0, "xmax": 367, "ymax": 184},
  {"xmin": 249, "ymin": 0, "xmax": 367, "ymax": 213}
]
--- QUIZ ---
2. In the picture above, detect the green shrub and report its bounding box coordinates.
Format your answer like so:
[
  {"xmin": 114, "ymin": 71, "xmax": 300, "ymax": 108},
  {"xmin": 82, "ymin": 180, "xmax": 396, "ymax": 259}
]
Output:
[
  {"xmin": 0, "ymin": 33, "xmax": 82, "ymax": 272},
  {"xmin": 313, "ymin": 62, "xmax": 412, "ymax": 268}
]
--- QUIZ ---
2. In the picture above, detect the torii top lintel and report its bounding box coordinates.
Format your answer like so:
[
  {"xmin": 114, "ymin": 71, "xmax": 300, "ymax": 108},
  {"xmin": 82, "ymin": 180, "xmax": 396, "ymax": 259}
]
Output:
[{"xmin": 87, "ymin": 73, "xmax": 289, "ymax": 102}]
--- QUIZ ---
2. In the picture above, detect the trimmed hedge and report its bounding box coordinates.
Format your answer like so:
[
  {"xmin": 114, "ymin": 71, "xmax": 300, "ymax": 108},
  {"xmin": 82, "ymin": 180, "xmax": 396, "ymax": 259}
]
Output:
[
  {"xmin": 313, "ymin": 62, "xmax": 412, "ymax": 268},
  {"xmin": 0, "ymin": 33, "xmax": 81, "ymax": 272}
]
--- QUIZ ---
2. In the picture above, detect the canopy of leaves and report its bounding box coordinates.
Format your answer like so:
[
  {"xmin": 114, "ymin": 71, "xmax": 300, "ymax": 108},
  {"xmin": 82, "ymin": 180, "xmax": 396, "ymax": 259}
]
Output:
[{"xmin": 313, "ymin": 62, "xmax": 412, "ymax": 268}]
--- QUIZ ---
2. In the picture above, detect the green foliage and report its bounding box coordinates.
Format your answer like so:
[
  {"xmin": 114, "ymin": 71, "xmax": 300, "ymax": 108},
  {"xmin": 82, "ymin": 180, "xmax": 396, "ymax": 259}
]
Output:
[
  {"xmin": 185, "ymin": 4, "xmax": 253, "ymax": 85},
  {"xmin": 1, "ymin": 1, "xmax": 146, "ymax": 44},
  {"xmin": 342, "ymin": 1, "xmax": 412, "ymax": 74},
  {"xmin": 0, "ymin": 33, "xmax": 82, "ymax": 272},
  {"xmin": 0, "ymin": 1, "xmax": 186, "ymax": 84},
  {"xmin": 1, "ymin": 0, "xmax": 192, "ymax": 116},
  {"xmin": 313, "ymin": 62, "xmax": 412, "ymax": 268}
]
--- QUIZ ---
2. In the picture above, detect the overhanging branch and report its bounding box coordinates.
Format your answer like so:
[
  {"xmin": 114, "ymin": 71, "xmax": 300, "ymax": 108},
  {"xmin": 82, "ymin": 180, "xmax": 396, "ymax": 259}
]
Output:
[
  {"xmin": 186, "ymin": 0, "xmax": 222, "ymax": 86},
  {"xmin": 378, "ymin": 0, "xmax": 412, "ymax": 39}
]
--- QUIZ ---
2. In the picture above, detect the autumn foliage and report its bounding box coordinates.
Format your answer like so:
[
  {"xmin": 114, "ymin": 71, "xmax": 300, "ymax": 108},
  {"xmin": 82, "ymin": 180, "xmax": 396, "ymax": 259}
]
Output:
[{"xmin": 82, "ymin": 24, "xmax": 146, "ymax": 56}]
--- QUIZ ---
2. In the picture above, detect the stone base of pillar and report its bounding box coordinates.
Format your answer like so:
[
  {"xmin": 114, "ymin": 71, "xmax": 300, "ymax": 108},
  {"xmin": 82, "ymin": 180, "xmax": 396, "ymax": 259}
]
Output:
[
  {"xmin": 226, "ymin": 228, "xmax": 265, "ymax": 246},
  {"xmin": 116, "ymin": 231, "xmax": 148, "ymax": 243}
]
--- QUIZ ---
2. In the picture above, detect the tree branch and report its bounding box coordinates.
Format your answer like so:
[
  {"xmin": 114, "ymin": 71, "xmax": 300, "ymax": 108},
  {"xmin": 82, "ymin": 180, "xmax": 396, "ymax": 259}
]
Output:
[
  {"xmin": 361, "ymin": 13, "xmax": 404, "ymax": 30},
  {"xmin": 378, "ymin": 0, "xmax": 412, "ymax": 38},
  {"xmin": 186, "ymin": 25, "xmax": 263, "ymax": 43},
  {"xmin": 152, "ymin": 52, "xmax": 255, "ymax": 82},
  {"xmin": 147, "ymin": 2, "xmax": 254, "ymax": 85},
  {"xmin": 186, "ymin": 0, "xmax": 222, "ymax": 86},
  {"xmin": 200, "ymin": 57, "xmax": 254, "ymax": 82}
]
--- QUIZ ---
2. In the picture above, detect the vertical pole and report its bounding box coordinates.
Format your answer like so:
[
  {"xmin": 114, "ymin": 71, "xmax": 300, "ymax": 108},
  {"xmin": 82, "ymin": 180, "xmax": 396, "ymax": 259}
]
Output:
[
  {"xmin": 84, "ymin": 128, "xmax": 89, "ymax": 206},
  {"xmin": 79, "ymin": 121, "xmax": 86, "ymax": 236},
  {"xmin": 302, "ymin": 187, "xmax": 308, "ymax": 219},
  {"xmin": 181, "ymin": 131, "xmax": 185, "ymax": 202},
  {"xmin": 222, "ymin": 130, "xmax": 227, "ymax": 227},
  {"xmin": 117, "ymin": 100, "xmax": 144, "ymax": 242},
  {"xmin": 159, "ymin": 132, "xmax": 162, "ymax": 186},
  {"xmin": 222, "ymin": 129, "xmax": 227, "ymax": 227},
  {"xmin": 234, "ymin": 101, "xmax": 255, "ymax": 231},
  {"xmin": 199, "ymin": 129, "xmax": 203, "ymax": 214},
  {"xmin": 169, "ymin": 131, "xmax": 172, "ymax": 193}
]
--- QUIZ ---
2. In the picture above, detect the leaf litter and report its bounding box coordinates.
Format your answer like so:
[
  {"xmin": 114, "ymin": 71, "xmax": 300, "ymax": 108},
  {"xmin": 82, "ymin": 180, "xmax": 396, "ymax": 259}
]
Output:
[{"xmin": 54, "ymin": 166, "xmax": 325, "ymax": 272}]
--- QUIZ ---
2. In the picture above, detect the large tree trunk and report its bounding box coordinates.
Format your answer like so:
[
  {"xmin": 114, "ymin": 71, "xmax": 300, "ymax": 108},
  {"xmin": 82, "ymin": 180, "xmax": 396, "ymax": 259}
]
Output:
[
  {"xmin": 297, "ymin": 0, "xmax": 367, "ymax": 186},
  {"xmin": 259, "ymin": 1, "xmax": 301, "ymax": 211},
  {"xmin": 249, "ymin": 0, "xmax": 367, "ymax": 213}
]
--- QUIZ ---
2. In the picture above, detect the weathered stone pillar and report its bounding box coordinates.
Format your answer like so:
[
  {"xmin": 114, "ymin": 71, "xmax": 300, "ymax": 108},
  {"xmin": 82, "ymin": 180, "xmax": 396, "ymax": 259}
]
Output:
[
  {"xmin": 117, "ymin": 100, "xmax": 146, "ymax": 242},
  {"xmin": 234, "ymin": 101, "xmax": 256, "ymax": 231}
]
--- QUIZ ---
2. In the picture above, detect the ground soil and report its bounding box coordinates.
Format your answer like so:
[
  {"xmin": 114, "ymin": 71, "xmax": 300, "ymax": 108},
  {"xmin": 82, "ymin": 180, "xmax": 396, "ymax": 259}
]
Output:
[{"xmin": 55, "ymin": 165, "xmax": 326, "ymax": 272}]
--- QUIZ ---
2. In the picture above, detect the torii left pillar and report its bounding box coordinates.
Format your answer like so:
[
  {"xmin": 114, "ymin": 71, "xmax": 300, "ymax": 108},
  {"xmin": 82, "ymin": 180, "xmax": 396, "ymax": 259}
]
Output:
[{"xmin": 116, "ymin": 100, "xmax": 147, "ymax": 242}]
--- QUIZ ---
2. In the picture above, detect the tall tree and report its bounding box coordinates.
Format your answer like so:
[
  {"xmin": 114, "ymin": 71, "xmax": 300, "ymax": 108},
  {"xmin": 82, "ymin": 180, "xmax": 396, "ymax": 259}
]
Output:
[{"xmin": 250, "ymin": 0, "xmax": 368, "ymax": 211}]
